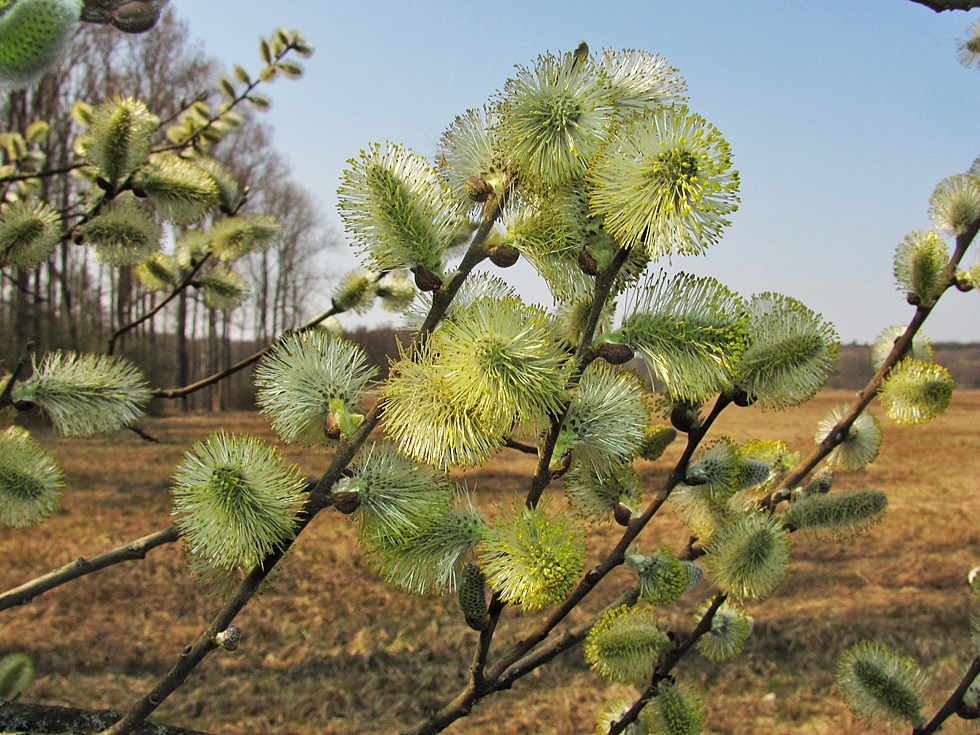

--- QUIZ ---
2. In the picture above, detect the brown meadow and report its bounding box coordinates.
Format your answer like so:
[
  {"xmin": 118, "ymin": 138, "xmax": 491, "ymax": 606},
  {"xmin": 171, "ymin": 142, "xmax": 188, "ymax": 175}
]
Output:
[{"xmin": 1, "ymin": 390, "xmax": 978, "ymax": 735}]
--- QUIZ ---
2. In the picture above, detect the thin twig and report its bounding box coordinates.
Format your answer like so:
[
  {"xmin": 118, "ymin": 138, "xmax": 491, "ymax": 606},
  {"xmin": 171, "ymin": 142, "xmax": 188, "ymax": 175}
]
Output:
[
  {"xmin": 914, "ymin": 657, "xmax": 980, "ymax": 735},
  {"xmin": 0, "ymin": 527, "xmax": 180, "ymax": 611},
  {"xmin": 0, "ymin": 339, "xmax": 34, "ymax": 409},
  {"xmin": 606, "ymin": 593, "xmax": 727, "ymax": 735},
  {"xmin": 773, "ymin": 221, "xmax": 979, "ymax": 495},
  {"xmin": 152, "ymin": 305, "xmax": 342, "ymax": 399}
]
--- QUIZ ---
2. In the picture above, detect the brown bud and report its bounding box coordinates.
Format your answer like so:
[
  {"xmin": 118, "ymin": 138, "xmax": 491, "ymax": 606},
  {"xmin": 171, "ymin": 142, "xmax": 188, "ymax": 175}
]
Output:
[
  {"xmin": 683, "ymin": 476, "xmax": 707, "ymax": 486},
  {"xmin": 731, "ymin": 387, "xmax": 754, "ymax": 407},
  {"xmin": 12, "ymin": 400, "xmax": 35, "ymax": 412},
  {"xmin": 331, "ymin": 490, "xmax": 361, "ymax": 515},
  {"xmin": 488, "ymin": 244, "xmax": 520, "ymax": 268},
  {"xmin": 670, "ymin": 405, "xmax": 696, "ymax": 433},
  {"xmin": 411, "ymin": 265, "xmax": 443, "ymax": 292},
  {"xmin": 110, "ymin": 2, "xmax": 163, "ymax": 33},
  {"xmin": 215, "ymin": 625, "xmax": 243, "ymax": 651},
  {"xmin": 577, "ymin": 249, "xmax": 598, "ymax": 276},
  {"xmin": 613, "ymin": 502, "xmax": 632, "ymax": 527},
  {"xmin": 597, "ymin": 342, "xmax": 634, "ymax": 365},
  {"xmin": 464, "ymin": 175, "xmax": 493, "ymax": 203},
  {"xmin": 324, "ymin": 413, "xmax": 342, "ymax": 440},
  {"xmin": 464, "ymin": 615, "xmax": 491, "ymax": 632}
]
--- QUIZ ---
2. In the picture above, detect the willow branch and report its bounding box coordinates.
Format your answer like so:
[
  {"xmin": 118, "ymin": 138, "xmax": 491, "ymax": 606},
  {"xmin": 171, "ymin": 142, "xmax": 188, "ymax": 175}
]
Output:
[
  {"xmin": 908, "ymin": 0, "xmax": 980, "ymax": 10},
  {"xmin": 606, "ymin": 593, "xmax": 727, "ymax": 735},
  {"xmin": 914, "ymin": 657, "xmax": 980, "ymax": 735},
  {"xmin": 0, "ymin": 339, "xmax": 34, "ymax": 409},
  {"xmin": 103, "ymin": 196, "xmax": 505, "ymax": 735},
  {"xmin": 775, "ymin": 221, "xmax": 979, "ymax": 495},
  {"xmin": 0, "ymin": 527, "xmax": 180, "ymax": 612},
  {"xmin": 151, "ymin": 304, "xmax": 342, "ymax": 399},
  {"xmin": 106, "ymin": 254, "xmax": 211, "ymax": 356}
]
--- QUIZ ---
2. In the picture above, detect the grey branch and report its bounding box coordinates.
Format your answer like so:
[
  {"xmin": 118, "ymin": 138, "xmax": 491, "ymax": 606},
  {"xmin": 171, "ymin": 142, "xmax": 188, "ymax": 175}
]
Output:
[
  {"xmin": 0, "ymin": 527, "xmax": 180, "ymax": 612},
  {"xmin": 909, "ymin": 0, "xmax": 980, "ymax": 10},
  {"xmin": 0, "ymin": 701, "xmax": 211, "ymax": 735}
]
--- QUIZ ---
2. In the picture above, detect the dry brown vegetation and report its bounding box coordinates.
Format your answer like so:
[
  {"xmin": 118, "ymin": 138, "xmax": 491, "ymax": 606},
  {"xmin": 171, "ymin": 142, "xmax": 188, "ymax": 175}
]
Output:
[{"xmin": 2, "ymin": 390, "xmax": 979, "ymax": 735}]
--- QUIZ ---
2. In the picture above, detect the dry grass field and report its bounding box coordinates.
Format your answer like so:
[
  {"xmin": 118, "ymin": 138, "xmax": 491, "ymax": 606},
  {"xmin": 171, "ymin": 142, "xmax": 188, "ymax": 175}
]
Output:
[{"xmin": 1, "ymin": 390, "xmax": 979, "ymax": 735}]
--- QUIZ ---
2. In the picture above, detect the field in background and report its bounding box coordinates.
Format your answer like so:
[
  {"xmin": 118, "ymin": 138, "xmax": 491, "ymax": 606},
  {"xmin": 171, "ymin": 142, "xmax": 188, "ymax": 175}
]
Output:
[{"xmin": 1, "ymin": 390, "xmax": 979, "ymax": 735}]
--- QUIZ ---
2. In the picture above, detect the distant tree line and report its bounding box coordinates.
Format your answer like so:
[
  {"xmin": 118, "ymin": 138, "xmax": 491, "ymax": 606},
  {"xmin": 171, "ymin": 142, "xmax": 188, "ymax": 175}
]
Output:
[{"xmin": 0, "ymin": 9, "xmax": 338, "ymax": 411}]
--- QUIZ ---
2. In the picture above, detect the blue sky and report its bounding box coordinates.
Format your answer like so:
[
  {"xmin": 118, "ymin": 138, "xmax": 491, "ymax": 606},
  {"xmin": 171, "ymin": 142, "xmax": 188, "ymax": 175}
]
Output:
[{"xmin": 174, "ymin": 1, "xmax": 980, "ymax": 343}]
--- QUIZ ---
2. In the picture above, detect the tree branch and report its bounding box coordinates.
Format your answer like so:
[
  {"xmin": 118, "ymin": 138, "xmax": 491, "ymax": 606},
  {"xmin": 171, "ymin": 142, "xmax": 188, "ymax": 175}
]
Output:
[
  {"xmin": 0, "ymin": 527, "xmax": 180, "ymax": 612},
  {"xmin": 914, "ymin": 657, "xmax": 980, "ymax": 735},
  {"xmin": 908, "ymin": 0, "xmax": 980, "ymax": 11}
]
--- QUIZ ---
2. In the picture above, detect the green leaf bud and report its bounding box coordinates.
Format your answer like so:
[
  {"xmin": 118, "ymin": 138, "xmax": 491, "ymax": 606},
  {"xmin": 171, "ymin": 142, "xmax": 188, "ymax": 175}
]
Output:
[
  {"xmin": 836, "ymin": 641, "xmax": 927, "ymax": 725},
  {"xmin": 930, "ymin": 173, "xmax": 980, "ymax": 236},
  {"xmin": 482, "ymin": 503, "xmax": 585, "ymax": 610},
  {"xmin": 200, "ymin": 264, "xmax": 248, "ymax": 311},
  {"xmin": 0, "ymin": 198, "xmax": 60, "ymax": 267},
  {"xmin": 815, "ymin": 404, "xmax": 882, "ymax": 470},
  {"xmin": 641, "ymin": 681, "xmax": 706, "ymax": 735},
  {"xmin": 705, "ymin": 513, "xmax": 790, "ymax": 600},
  {"xmin": 782, "ymin": 488, "xmax": 887, "ymax": 538},
  {"xmin": 135, "ymin": 153, "xmax": 219, "ymax": 225},
  {"xmin": 584, "ymin": 604, "xmax": 669, "ymax": 684},
  {"xmin": 0, "ymin": 652, "xmax": 33, "ymax": 701},
  {"xmin": 338, "ymin": 141, "xmax": 459, "ymax": 273},
  {"xmin": 870, "ymin": 325, "xmax": 933, "ymax": 372},
  {"xmin": 637, "ymin": 424, "xmax": 677, "ymax": 462},
  {"xmin": 733, "ymin": 293, "xmax": 839, "ymax": 409},
  {"xmin": 616, "ymin": 273, "xmax": 747, "ymax": 403},
  {"xmin": 457, "ymin": 562, "xmax": 489, "ymax": 630},
  {"xmin": 695, "ymin": 600, "xmax": 752, "ymax": 662},
  {"xmin": 11, "ymin": 351, "xmax": 149, "ymax": 436},
  {"xmin": 564, "ymin": 461, "xmax": 641, "ymax": 523},
  {"xmin": 171, "ymin": 431, "xmax": 308, "ymax": 572},
  {"xmin": 0, "ymin": 425, "xmax": 63, "ymax": 528},
  {"xmin": 0, "ymin": 0, "xmax": 81, "ymax": 92},
  {"xmin": 626, "ymin": 545, "xmax": 687, "ymax": 605},
  {"xmin": 589, "ymin": 105, "xmax": 739, "ymax": 258},
  {"xmin": 894, "ymin": 230, "xmax": 949, "ymax": 304},
  {"xmin": 83, "ymin": 96, "xmax": 155, "ymax": 185},
  {"xmin": 802, "ymin": 467, "xmax": 834, "ymax": 496},
  {"xmin": 879, "ymin": 357, "xmax": 953, "ymax": 425},
  {"xmin": 255, "ymin": 330, "xmax": 377, "ymax": 445},
  {"xmin": 79, "ymin": 193, "xmax": 161, "ymax": 266},
  {"xmin": 364, "ymin": 498, "xmax": 486, "ymax": 594},
  {"xmin": 207, "ymin": 213, "xmax": 280, "ymax": 261}
]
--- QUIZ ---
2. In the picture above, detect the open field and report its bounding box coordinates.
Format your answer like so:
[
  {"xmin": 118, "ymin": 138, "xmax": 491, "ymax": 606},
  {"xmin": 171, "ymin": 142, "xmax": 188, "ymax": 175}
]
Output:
[{"xmin": 1, "ymin": 390, "xmax": 979, "ymax": 735}]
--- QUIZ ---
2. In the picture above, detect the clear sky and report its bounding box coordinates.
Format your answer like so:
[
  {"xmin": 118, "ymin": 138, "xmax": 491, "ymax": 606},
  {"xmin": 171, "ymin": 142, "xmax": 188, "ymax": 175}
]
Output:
[{"xmin": 173, "ymin": 0, "xmax": 980, "ymax": 344}]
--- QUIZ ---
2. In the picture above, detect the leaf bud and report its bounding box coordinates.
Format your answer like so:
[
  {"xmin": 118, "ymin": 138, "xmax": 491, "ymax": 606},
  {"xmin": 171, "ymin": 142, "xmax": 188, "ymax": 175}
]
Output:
[
  {"xmin": 732, "ymin": 387, "xmax": 755, "ymax": 407},
  {"xmin": 596, "ymin": 342, "xmax": 634, "ymax": 365},
  {"xmin": 215, "ymin": 625, "xmax": 243, "ymax": 651},
  {"xmin": 110, "ymin": 2, "xmax": 163, "ymax": 33},
  {"xmin": 457, "ymin": 562, "xmax": 490, "ymax": 631},
  {"xmin": 411, "ymin": 264, "xmax": 443, "ymax": 292},
  {"xmin": 488, "ymin": 244, "xmax": 520, "ymax": 268},
  {"xmin": 331, "ymin": 489, "xmax": 361, "ymax": 515},
  {"xmin": 669, "ymin": 403, "xmax": 700, "ymax": 433},
  {"xmin": 464, "ymin": 175, "xmax": 493, "ymax": 202},
  {"xmin": 613, "ymin": 502, "xmax": 632, "ymax": 527},
  {"xmin": 577, "ymin": 249, "xmax": 599, "ymax": 276}
]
